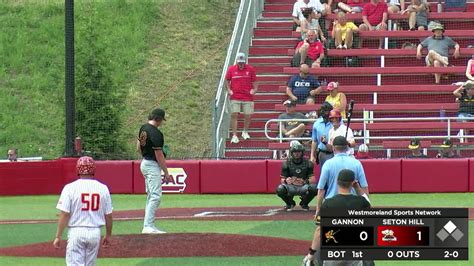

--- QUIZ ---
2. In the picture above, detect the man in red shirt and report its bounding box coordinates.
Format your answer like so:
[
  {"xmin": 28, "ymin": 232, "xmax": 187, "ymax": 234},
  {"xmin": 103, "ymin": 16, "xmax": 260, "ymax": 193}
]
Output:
[
  {"xmin": 293, "ymin": 30, "xmax": 325, "ymax": 68},
  {"xmin": 225, "ymin": 52, "xmax": 257, "ymax": 144},
  {"xmin": 359, "ymin": 0, "xmax": 388, "ymax": 48}
]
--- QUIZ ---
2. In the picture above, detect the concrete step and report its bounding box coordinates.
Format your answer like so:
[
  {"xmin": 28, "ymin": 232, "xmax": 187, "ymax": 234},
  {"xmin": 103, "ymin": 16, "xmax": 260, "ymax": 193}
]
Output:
[{"xmin": 253, "ymin": 38, "xmax": 298, "ymax": 46}]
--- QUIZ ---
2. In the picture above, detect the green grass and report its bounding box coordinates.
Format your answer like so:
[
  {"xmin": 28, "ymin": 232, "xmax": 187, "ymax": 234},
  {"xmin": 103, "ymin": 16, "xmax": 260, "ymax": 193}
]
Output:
[
  {"xmin": 0, "ymin": 193, "xmax": 473, "ymax": 265},
  {"xmin": 1, "ymin": 193, "xmax": 473, "ymax": 221},
  {"xmin": 0, "ymin": 0, "xmax": 237, "ymax": 159}
]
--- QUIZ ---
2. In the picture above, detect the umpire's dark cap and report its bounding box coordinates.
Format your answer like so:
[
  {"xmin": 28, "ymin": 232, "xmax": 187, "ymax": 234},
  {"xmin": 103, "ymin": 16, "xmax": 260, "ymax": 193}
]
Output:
[
  {"xmin": 338, "ymin": 169, "xmax": 355, "ymax": 182},
  {"xmin": 150, "ymin": 108, "xmax": 166, "ymax": 121},
  {"xmin": 333, "ymin": 136, "xmax": 348, "ymax": 147}
]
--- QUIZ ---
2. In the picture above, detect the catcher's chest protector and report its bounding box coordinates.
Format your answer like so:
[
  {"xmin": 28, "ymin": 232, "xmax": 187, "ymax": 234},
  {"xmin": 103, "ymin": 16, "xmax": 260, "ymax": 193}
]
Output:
[{"xmin": 288, "ymin": 159, "xmax": 310, "ymax": 180}]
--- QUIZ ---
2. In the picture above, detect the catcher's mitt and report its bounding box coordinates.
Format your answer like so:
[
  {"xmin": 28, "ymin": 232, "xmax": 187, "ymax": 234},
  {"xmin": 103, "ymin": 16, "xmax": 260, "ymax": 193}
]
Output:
[{"xmin": 293, "ymin": 178, "xmax": 305, "ymax": 186}]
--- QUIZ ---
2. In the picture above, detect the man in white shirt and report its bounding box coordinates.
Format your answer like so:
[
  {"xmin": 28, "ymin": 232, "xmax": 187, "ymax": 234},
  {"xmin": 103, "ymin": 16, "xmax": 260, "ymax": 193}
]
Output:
[
  {"xmin": 292, "ymin": 0, "xmax": 326, "ymax": 29},
  {"xmin": 327, "ymin": 109, "xmax": 356, "ymax": 155},
  {"xmin": 53, "ymin": 156, "xmax": 113, "ymax": 266}
]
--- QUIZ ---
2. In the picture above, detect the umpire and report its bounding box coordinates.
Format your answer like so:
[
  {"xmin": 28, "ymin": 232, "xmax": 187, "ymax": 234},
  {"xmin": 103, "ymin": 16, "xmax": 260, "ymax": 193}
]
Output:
[
  {"xmin": 276, "ymin": 141, "xmax": 317, "ymax": 211},
  {"xmin": 303, "ymin": 169, "xmax": 372, "ymax": 266}
]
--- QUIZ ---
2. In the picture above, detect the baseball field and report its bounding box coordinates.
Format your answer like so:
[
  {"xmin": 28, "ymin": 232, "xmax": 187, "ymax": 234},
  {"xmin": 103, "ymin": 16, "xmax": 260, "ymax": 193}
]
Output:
[{"xmin": 0, "ymin": 193, "xmax": 472, "ymax": 265}]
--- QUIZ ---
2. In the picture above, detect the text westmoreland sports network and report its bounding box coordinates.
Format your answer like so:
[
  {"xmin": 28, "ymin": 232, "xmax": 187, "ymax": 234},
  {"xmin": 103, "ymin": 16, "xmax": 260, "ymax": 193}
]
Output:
[{"xmin": 347, "ymin": 209, "xmax": 443, "ymax": 216}]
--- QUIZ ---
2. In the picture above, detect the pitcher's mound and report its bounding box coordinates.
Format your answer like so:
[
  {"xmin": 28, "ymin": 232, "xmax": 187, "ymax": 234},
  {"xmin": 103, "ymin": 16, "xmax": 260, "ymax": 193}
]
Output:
[{"xmin": 0, "ymin": 233, "xmax": 310, "ymax": 258}]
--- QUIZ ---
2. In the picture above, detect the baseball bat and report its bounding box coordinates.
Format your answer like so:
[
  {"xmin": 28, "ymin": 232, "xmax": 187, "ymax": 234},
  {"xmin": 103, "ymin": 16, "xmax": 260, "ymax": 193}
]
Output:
[{"xmin": 345, "ymin": 100, "xmax": 355, "ymax": 140}]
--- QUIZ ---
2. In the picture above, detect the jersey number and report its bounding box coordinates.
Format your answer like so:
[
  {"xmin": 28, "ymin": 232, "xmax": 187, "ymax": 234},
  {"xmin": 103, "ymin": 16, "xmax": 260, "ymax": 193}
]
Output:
[{"xmin": 81, "ymin": 193, "xmax": 100, "ymax": 211}]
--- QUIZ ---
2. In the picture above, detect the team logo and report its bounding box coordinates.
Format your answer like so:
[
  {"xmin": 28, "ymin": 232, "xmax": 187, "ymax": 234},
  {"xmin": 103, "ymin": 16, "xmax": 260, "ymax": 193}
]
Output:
[
  {"xmin": 161, "ymin": 168, "xmax": 187, "ymax": 193},
  {"xmin": 382, "ymin": 229, "xmax": 397, "ymax": 242},
  {"xmin": 325, "ymin": 229, "xmax": 340, "ymax": 243},
  {"xmin": 296, "ymin": 169, "xmax": 302, "ymax": 174}
]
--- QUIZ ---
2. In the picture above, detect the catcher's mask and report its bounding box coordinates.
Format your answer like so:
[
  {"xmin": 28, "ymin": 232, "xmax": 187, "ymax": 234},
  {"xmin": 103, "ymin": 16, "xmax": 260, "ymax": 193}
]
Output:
[
  {"xmin": 289, "ymin": 140, "xmax": 305, "ymax": 162},
  {"xmin": 319, "ymin": 102, "xmax": 333, "ymax": 123},
  {"xmin": 77, "ymin": 156, "xmax": 96, "ymax": 176}
]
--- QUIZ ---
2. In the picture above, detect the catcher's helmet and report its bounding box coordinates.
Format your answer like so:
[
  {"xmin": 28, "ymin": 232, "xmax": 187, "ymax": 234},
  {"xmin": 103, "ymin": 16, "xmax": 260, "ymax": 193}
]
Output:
[
  {"xmin": 289, "ymin": 140, "xmax": 305, "ymax": 153},
  {"xmin": 77, "ymin": 156, "xmax": 96, "ymax": 176},
  {"xmin": 329, "ymin": 110, "xmax": 342, "ymax": 119}
]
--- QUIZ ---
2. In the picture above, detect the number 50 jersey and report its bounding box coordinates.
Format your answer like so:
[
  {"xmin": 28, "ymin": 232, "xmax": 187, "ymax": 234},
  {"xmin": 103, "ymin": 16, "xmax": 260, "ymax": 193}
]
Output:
[{"xmin": 56, "ymin": 179, "xmax": 113, "ymax": 227}]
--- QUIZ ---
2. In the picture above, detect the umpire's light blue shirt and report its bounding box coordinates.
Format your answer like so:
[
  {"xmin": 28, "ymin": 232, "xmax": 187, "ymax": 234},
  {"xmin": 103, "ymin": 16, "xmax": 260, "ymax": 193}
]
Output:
[
  {"xmin": 317, "ymin": 153, "xmax": 368, "ymax": 199},
  {"xmin": 312, "ymin": 117, "xmax": 333, "ymax": 151}
]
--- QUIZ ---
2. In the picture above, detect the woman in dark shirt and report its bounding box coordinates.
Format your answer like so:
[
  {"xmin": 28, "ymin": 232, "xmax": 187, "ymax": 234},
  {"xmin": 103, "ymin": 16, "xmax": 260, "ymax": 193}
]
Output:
[{"xmin": 453, "ymin": 81, "xmax": 474, "ymax": 121}]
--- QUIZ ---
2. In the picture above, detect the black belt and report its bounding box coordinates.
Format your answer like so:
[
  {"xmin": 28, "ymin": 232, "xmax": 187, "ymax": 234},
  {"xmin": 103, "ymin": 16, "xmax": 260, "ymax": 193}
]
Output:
[{"xmin": 319, "ymin": 150, "xmax": 333, "ymax": 155}]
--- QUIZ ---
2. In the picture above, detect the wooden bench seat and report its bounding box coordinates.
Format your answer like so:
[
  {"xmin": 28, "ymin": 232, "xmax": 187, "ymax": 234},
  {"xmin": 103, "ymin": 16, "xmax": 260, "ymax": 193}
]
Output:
[
  {"xmin": 292, "ymin": 30, "xmax": 474, "ymax": 38},
  {"xmin": 274, "ymin": 103, "xmax": 458, "ymax": 112},
  {"xmin": 283, "ymin": 66, "xmax": 465, "ymax": 75},
  {"xmin": 277, "ymin": 85, "xmax": 456, "ymax": 93}
]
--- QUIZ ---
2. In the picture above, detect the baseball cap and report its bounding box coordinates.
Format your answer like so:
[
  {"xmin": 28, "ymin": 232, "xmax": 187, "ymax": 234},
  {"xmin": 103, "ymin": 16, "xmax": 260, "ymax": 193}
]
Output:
[
  {"xmin": 441, "ymin": 138, "xmax": 453, "ymax": 148},
  {"xmin": 327, "ymin": 81, "xmax": 339, "ymax": 91},
  {"xmin": 77, "ymin": 156, "xmax": 95, "ymax": 176},
  {"xmin": 333, "ymin": 136, "xmax": 348, "ymax": 147},
  {"xmin": 283, "ymin": 99, "xmax": 297, "ymax": 107},
  {"xmin": 431, "ymin": 23, "xmax": 444, "ymax": 32},
  {"xmin": 338, "ymin": 169, "xmax": 355, "ymax": 182},
  {"xmin": 408, "ymin": 138, "xmax": 420, "ymax": 149},
  {"xmin": 236, "ymin": 52, "xmax": 246, "ymax": 63},
  {"xmin": 150, "ymin": 108, "xmax": 166, "ymax": 121},
  {"xmin": 463, "ymin": 80, "xmax": 474, "ymax": 89}
]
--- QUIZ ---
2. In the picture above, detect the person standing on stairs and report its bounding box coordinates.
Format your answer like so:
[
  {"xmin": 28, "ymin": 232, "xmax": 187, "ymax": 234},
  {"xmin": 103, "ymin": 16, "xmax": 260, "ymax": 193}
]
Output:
[{"xmin": 225, "ymin": 52, "xmax": 257, "ymax": 144}]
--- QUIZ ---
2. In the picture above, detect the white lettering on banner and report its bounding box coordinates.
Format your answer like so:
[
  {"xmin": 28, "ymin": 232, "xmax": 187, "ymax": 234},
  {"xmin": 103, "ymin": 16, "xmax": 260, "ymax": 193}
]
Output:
[
  {"xmin": 294, "ymin": 81, "xmax": 310, "ymax": 87},
  {"xmin": 161, "ymin": 168, "xmax": 188, "ymax": 193}
]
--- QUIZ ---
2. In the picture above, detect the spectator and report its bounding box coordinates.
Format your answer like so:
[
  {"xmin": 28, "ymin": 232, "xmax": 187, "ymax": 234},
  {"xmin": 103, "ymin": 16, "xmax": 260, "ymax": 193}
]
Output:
[
  {"xmin": 225, "ymin": 52, "xmax": 257, "ymax": 144},
  {"xmin": 311, "ymin": 102, "xmax": 334, "ymax": 167},
  {"xmin": 355, "ymin": 143, "xmax": 374, "ymax": 159},
  {"xmin": 466, "ymin": 55, "xmax": 474, "ymax": 81},
  {"xmin": 327, "ymin": 109, "xmax": 356, "ymax": 155},
  {"xmin": 7, "ymin": 149, "xmax": 17, "ymax": 162},
  {"xmin": 302, "ymin": 169, "xmax": 371, "ymax": 266},
  {"xmin": 276, "ymin": 141, "xmax": 317, "ymax": 211},
  {"xmin": 388, "ymin": 0, "xmax": 405, "ymax": 14},
  {"xmin": 406, "ymin": 138, "xmax": 428, "ymax": 158},
  {"xmin": 325, "ymin": 81, "xmax": 348, "ymax": 118},
  {"xmin": 416, "ymin": 23, "xmax": 460, "ymax": 84},
  {"xmin": 292, "ymin": 30, "xmax": 325, "ymax": 68},
  {"xmin": 453, "ymin": 81, "xmax": 474, "ymax": 121},
  {"xmin": 300, "ymin": 8, "xmax": 326, "ymax": 43},
  {"xmin": 338, "ymin": 0, "xmax": 365, "ymax": 14},
  {"xmin": 286, "ymin": 64, "xmax": 322, "ymax": 104},
  {"xmin": 292, "ymin": 0, "xmax": 325, "ymax": 31},
  {"xmin": 359, "ymin": 0, "xmax": 388, "ymax": 48},
  {"xmin": 401, "ymin": 0, "xmax": 429, "ymax": 31},
  {"xmin": 278, "ymin": 100, "xmax": 308, "ymax": 138},
  {"xmin": 436, "ymin": 138, "xmax": 460, "ymax": 158},
  {"xmin": 332, "ymin": 11, "xmax": 359, "ymax": 49}
]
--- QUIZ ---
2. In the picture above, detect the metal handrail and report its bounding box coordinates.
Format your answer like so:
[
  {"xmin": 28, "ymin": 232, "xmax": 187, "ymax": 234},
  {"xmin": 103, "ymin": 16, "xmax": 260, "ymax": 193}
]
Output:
[
  {"xmin": 212, "ymin": 0, "xmax": 264, "ymax": 158},
  {"xmin": 264, "ymin": 116, "xmax": 474, "ymax": 142}
]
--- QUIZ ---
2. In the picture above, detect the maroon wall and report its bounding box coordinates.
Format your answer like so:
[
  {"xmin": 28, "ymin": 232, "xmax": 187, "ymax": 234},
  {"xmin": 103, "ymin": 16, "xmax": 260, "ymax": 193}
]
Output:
[
  {"xmin": 0, "ymin": 159, "xmax": 472, "ymax": 195},
  {"xmin": 200, "ymin": 160, "xmax": 267, "ymax": 193},
  {"xmin": 132, "ymin": 160, "xmax": 200, "ymax": 194},
  {"xmin": 0, "ymin": 161, "xmax": 63, "ymax": 195},
  {"xmin": 402, "ymin": 159, "xmax": 469, "ymax": 192},
  {"xmin": 361, "ymin": 159, "xmax": 402, "ymax": 193}
]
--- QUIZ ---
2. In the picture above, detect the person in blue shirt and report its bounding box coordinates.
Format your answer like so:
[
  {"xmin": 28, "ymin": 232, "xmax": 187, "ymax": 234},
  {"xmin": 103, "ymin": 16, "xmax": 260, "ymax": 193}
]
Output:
[
  {"xmin": 305, "ymin": 137, "xmax": 370, "ymax": 266},
  {"xmin": 310, "ymin": 102, "xmax": 333, "ymax": 168},
  {"xmin": 315, "ymin": 136, "xmax": 370, "ymax": 212},
  {"xmin": 286, "ymin": 64, "xmax": 322, "ymax": 105}
]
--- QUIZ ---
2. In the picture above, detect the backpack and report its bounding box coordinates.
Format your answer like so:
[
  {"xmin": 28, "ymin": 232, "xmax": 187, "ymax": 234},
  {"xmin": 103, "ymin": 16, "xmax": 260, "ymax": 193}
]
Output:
[{"xmin": 345, "ymin": 56, "xmax": 361, "ymax": 67}]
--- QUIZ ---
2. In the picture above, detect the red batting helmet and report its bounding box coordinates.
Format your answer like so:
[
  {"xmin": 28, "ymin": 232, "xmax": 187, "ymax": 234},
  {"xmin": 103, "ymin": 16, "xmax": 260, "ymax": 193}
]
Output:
[
  {"xmin": 329, "ymin": 110, "xmax": 342, "ymax": 119},
  {"xmin": 77, "ymin": 156, "xmax": 95, "ymax": 176}
]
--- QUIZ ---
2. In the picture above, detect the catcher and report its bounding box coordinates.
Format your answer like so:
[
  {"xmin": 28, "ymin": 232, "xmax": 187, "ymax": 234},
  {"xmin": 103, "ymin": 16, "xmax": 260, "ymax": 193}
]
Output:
[{"xmin": 276, "ymin": 141, "xmax": 317, "ymax": 211}]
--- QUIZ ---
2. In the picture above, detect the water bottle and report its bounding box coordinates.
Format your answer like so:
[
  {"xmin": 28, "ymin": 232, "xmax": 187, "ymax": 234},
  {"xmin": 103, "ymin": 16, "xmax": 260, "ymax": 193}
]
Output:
[
  {"xmin": 440, "ymin": 109, "xmax": 446, "ymax": 118},
  {"xmin": 437, "ymin": 0, "xmax": 443, "ymax": 13}
]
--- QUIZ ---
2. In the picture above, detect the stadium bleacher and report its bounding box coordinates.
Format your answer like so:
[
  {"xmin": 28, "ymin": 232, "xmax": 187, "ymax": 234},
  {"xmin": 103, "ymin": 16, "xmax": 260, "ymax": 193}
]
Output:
[{"xmin": 225, "ymin": 0, "xmax": 474, "ymax": 159}]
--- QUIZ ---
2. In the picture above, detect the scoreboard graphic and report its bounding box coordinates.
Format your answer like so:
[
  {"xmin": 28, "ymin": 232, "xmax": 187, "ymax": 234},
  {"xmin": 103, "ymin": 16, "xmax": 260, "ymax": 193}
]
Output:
[{"xmin": 320, "ymin": 208, "xmax": 469, "ymax": 260}]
